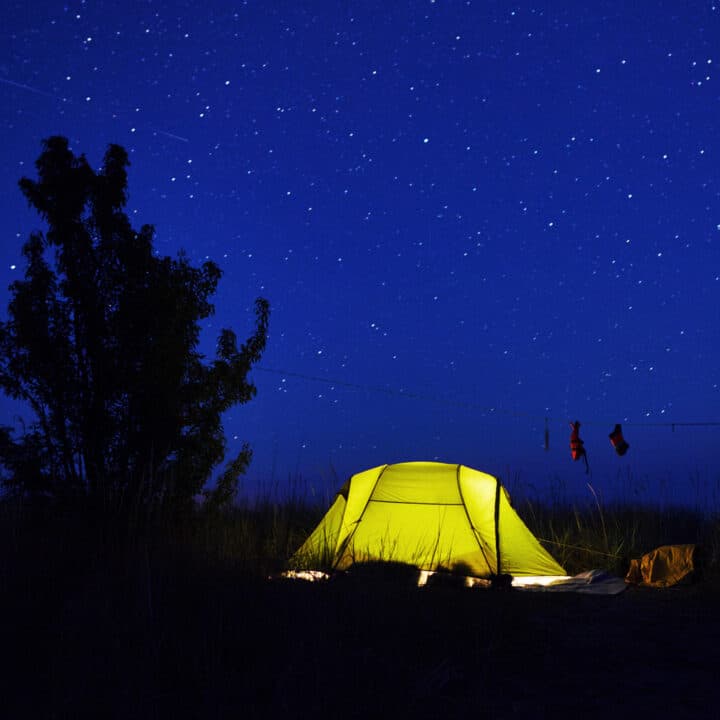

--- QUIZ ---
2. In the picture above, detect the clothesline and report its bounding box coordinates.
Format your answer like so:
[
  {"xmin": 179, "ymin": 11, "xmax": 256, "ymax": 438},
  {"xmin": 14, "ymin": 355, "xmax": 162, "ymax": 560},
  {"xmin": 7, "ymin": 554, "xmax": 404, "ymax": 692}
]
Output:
[{"xmin": 254, "ymin": 366, "xmax": 720, "ymax": 429}]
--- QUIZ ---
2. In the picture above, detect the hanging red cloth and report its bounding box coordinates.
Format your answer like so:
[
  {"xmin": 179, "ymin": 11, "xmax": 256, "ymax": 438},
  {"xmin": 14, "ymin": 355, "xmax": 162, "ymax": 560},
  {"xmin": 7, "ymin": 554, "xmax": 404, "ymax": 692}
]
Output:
[
  {"xmin": 569, "ymin": 421, "xmax": 589, "ymax": 473},
  {"xmin": 609, "ymin": 424, "xmax": 629, "ymax": 456}
]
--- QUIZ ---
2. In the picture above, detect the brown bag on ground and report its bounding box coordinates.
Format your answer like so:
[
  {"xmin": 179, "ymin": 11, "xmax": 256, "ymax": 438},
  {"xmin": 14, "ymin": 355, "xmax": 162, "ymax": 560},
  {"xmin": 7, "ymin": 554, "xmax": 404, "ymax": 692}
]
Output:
[{"xmin": 625, "ymin": 544, "xmax": 697, "ymax": 588}]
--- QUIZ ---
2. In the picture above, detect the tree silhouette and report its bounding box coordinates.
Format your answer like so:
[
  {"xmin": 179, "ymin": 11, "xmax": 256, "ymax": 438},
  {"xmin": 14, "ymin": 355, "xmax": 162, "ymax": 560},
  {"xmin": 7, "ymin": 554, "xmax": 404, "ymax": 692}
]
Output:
[{"xmin": 0, "ymin": 137, "xmax": 269, "ymax": 514}]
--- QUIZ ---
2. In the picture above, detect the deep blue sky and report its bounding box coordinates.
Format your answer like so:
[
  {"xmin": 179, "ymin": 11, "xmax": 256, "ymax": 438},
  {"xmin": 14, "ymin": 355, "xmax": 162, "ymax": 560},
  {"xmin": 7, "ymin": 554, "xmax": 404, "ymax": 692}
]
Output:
[{"xmin": 2, "ymin": 1, "xmax": 720, "ymax": 507}]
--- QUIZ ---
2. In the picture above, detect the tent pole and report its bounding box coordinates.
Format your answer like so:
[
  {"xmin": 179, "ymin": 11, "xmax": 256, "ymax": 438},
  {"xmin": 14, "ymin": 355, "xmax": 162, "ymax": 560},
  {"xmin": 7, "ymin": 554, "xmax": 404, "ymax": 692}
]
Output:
[
  {"xmin": 494, "ymin": 476, "xmax": 502, "ymax": 576},
  {"xmin": 456, "ymin": 464, "xmax": 493, "ymax": 573}
]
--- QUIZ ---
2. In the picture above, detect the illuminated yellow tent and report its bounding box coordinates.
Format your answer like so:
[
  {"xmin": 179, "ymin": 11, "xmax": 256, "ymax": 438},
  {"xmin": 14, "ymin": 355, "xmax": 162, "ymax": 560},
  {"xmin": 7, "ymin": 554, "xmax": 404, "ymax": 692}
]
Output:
[{"xmin": 292, "ymin": 461, "xmax": 565, "ymax": 578}]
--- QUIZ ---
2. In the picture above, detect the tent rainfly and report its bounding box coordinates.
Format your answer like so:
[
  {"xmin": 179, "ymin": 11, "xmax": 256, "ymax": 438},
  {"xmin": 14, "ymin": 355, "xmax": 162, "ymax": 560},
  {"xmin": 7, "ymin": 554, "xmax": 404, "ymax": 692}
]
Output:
[{"xmin": 291, "ymin": 461, "xmax": 565, "ymax": 578}]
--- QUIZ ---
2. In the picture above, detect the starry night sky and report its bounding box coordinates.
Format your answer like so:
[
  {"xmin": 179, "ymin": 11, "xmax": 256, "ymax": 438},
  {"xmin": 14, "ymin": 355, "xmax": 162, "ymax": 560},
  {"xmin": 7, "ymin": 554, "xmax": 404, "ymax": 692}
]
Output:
[{"xmin": 2, "ymin": 1, "xmax": 720, "ymax": 507}]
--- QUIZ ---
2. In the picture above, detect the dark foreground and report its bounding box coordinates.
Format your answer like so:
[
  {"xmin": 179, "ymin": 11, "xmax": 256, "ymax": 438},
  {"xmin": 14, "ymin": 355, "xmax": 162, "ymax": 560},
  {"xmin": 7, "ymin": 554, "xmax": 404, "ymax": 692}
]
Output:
[{"xmin": 4, "ymin": 558, "xmax": 719, "ymax": 720}]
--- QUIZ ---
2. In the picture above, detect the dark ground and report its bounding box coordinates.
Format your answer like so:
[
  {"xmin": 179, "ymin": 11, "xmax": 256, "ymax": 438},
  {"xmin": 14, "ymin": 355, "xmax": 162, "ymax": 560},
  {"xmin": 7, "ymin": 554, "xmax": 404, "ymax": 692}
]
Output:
[{"xmin": 3, "ymin": 558, "xmax": 719, "ymax": 720}]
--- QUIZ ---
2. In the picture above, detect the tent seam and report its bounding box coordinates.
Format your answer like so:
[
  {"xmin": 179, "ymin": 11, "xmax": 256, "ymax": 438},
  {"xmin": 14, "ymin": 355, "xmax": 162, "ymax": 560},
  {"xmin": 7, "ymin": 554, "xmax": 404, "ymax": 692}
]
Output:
[{"xmin": 366, "ymin": 499, "xmax": 464, "ymax": 507}]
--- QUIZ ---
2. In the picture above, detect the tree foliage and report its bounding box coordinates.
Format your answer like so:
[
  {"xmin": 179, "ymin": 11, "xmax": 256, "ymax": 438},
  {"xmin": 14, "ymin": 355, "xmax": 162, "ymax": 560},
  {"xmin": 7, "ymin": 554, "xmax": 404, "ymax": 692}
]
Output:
[{"xmin": 0, "ymin": 137, "xmax": 269, "ymax": 514}]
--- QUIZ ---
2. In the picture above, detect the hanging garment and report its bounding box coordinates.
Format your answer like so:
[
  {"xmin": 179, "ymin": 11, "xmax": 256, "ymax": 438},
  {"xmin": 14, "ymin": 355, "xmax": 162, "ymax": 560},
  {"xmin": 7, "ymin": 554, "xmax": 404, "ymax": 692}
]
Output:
[
  {"xmin": 569, "ymin": 421, "xmax": 589, "ymax": 473},
  {"xmin": 608, "ymin": 424, "xmax": 629, "ymax": 456}
]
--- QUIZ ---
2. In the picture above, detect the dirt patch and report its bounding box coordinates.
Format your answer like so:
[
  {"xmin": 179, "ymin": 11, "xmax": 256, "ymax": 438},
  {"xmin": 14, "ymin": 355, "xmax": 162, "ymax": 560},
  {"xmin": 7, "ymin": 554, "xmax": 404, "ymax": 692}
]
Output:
[{"xmin": 5, "ymin": 572, "xmax": 719, "ymax": 718}]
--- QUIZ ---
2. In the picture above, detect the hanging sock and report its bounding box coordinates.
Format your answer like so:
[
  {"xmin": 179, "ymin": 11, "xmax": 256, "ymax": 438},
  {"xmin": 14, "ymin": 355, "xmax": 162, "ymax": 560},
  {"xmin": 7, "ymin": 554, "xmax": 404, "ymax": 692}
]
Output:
[
  {"xmin": 609, "ymin": 424, "xmax": 629, "ymax": 456},
  {"xmin": 569, "ymin": 420, "xmax": 589, "ymax": 474}
]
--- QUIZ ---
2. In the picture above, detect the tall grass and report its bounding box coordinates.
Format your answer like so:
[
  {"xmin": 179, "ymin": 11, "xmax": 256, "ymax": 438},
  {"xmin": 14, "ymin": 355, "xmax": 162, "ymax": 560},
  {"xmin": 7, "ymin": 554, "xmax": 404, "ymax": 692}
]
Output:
[
  {"xmin": 204, "ymin": 473, "xmax": 720, "ymax": 580},
  {"xmin": 516, "ymin": 481, "xmax": 720, "ymax": 577},
  {"xmin": 3, "ymin": 469, "xmax": 719, "ymax": 584}
]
